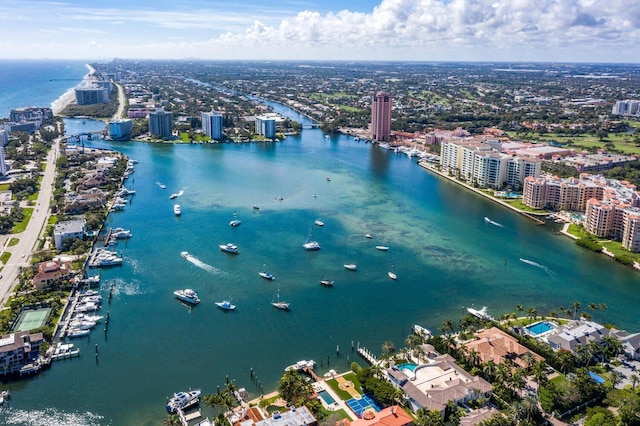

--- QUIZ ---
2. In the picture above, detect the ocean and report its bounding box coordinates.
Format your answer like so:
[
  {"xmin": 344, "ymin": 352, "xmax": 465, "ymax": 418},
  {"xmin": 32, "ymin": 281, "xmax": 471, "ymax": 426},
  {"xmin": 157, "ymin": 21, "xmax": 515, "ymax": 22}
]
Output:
[{"xmin": 1, "ymin": 62, "xmax": 639, "ymax": 425}]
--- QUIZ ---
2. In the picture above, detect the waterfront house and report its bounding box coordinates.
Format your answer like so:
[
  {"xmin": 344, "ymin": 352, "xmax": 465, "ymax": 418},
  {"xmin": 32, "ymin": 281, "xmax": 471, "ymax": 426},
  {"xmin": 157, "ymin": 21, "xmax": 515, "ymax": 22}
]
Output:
[
  {"xmin": 33, "ymin": 260, "xmax": 74, "ymax": 289},
  {"xmin": 253, "ymin": 406, "xmax": 317, "ymax": 426},
  {"xmin": 611, "ymin": 330, "xmax": 640, "ymax": 361},
  {"xmin": 386, "ymin": 354, "xmax": 492, "ymax": 415},
  {"xmin": 53, "ymin": 219, "xmax": 86, "ymax": 250},
  {"xmin": 462, "ymin": 327, "xmax": 545, "ymax": 368},
  {"xmin": 0, "ymin": 331, "xmax": 44, "ymax": 376},
  {"xmin": 546, "ymin": 320, "xmax": 610, "ymax": 354},
  {"xmin": 350, "ymin": 406, "xmax": 412, "ymax": 426}
]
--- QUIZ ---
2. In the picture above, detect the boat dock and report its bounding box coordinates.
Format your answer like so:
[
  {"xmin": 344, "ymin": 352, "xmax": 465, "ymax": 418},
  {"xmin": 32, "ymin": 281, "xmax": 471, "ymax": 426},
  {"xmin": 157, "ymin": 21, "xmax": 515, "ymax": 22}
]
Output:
[
  {"xmin": 357, "ymin": 346, "xmax": 378, "ymax": 365},
  {"xmin": 302, "ymin": 366, "xmax": 322, "ymax": 382}
]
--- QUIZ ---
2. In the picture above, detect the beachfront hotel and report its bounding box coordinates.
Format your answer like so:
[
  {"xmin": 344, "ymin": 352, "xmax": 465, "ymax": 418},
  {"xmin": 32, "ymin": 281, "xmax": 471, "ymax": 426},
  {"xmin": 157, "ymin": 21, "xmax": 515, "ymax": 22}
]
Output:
[
  {"xmin": 74, "ymin": 87, "xmax": 109, "ymax": 105},
  {"xmin": 148, "ymin": 108, "xmax": 174, "ymax": 138},
  {"xmin": 440, "ymin": 139, "xmax": 541, "ymax": 189},
  {"xmin": 202, "ymin": 110, "xmax": 224, "ymax": 140},
  {"xmin": 371, "ymin": 92, "xmax": 392, "ymax": 142}
]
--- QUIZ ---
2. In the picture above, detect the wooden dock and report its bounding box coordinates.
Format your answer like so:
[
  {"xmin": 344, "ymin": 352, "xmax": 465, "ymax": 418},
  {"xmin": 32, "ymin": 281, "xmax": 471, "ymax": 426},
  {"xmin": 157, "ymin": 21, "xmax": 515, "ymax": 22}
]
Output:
[{"xmin": 357, "ymin": 346, "xmax": 378, "ymax": 365}]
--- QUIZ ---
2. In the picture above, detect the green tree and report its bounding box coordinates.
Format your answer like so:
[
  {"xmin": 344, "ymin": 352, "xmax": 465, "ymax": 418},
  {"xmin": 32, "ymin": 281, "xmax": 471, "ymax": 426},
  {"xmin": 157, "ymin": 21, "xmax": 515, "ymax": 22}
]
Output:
[
  {"xmin": 277, "ymin": 369, "xmax": 313, "ymax": 407},
  {"xmin": 381, "ymin": 340, "xmax": 395, "ymax": 355},
  {"xmin": 413, "ymin": 408, "xmax": 445, "ymax": 426},
  {"xmin": 162, "ymin": 414, "xmax": 181, "ymax": 426}
]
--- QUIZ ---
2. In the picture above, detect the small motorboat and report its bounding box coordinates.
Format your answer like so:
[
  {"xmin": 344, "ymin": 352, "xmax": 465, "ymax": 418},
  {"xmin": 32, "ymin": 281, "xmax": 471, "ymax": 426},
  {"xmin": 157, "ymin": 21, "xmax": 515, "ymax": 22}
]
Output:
[
  {"xmin": 388, "ymin": 271, "xmax": 397, "ymax": 280},
  {"xmin": 215, "ymin": 300, "xmax": 236, "ymax": 311},
  {"xmin": 314, "ymin": 219, "xmax": 324, "ymax": 226},
  {"xmin": 253, "ymin": 205, "xmax": 260, "ymax": 210},
  {"xmin": 219, "ymin": 243, "xmax": 239, "ymax": 254},
  {"xmin": 320, "ymin": 280, "xmax": 334, "ymax": 287},
  {"xmin": 229, "ymin": 219, "xmax": 241, "ymax": 227},
  {"xmin": 365, "ymin": 233, "xmax": 372, "ymax": 239},
  {"xmin": 166, "ymin": 390, "xmax": 202, "ymax": 413},
  {"xmin": 375, "ymin": 245, "xmax": 389, "ymax": 251},
  {"xmin": 259, "ymin": 271, "xmax": 275, "ymax": 281},
  {"xmin": 344, "ymin": 264, "xmax": 357, "ymax": 271}
]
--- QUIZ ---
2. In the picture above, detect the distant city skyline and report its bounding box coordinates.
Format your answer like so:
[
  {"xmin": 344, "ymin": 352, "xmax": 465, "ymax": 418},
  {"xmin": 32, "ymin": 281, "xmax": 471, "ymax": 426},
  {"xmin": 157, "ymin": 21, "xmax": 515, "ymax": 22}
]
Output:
[{"xmin": 2, "ymin": 0, "xmax": 639, "ymax": 63}]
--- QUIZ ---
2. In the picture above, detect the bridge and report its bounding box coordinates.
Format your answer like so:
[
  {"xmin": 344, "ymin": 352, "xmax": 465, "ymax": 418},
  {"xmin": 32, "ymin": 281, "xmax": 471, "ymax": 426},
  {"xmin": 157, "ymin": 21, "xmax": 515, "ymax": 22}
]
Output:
[
  {"xmin": 62, "ymin": 131, "xmax": 106, "ymax": 143},
  {"xmin": 302, "ymin": 123, "xmax": 320, "ymax": 129}
]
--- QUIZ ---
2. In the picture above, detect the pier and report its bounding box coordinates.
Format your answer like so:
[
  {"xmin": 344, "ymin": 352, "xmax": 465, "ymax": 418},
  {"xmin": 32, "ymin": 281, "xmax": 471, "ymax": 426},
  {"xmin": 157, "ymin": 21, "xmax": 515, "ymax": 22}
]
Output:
[{"xmin": 357, "ymin": 346, "xmax": 378, "ymax": 365}]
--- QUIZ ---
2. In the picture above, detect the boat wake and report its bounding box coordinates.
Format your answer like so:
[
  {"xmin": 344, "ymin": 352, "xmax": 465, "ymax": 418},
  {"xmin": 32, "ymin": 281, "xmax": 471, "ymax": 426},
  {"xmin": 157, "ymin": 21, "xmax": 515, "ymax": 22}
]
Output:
[
  {"xmin": 182, "ymin": 252, "xmax": 223, "ymax": 275},
  {"xmin": 484, "ymin": 217, "xmax": 504, "ymax": 228},
  {"xmin": 2, "ymin": 407, "xmax": 104, "ymax": 425},
  {"xmin": 519, "ymin": 258, "xmax": 556, "ymax": 277}
]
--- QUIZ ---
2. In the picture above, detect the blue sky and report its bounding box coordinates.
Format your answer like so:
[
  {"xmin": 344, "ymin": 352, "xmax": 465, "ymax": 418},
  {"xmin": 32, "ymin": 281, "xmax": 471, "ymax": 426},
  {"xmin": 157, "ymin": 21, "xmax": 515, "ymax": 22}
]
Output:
[{"xmin": 1, "ymin": 0, "xmax": 639, "ymax": 62}]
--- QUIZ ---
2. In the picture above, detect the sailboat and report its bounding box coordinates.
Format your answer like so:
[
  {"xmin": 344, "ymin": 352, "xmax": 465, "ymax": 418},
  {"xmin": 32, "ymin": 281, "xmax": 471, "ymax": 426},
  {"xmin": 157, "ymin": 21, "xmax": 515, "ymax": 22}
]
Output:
[
  {"xmin": 271, "ymin": 289, "xmax": 290, "ymax": 310},
  {"xmin": 302, "ymin": 227, "xmax": 320, "ymax": 251},
  {"xmin": 388, "ymin": 264, "xmax": 397, "ymax": 280}
]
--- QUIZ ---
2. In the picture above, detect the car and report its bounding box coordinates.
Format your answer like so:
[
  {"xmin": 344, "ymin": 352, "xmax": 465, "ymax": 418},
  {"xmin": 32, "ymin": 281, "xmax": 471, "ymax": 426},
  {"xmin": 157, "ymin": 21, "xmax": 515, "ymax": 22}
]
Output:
[{"xmin": 21, "ymin": 254, "xmax": 25, "ymax": 258}]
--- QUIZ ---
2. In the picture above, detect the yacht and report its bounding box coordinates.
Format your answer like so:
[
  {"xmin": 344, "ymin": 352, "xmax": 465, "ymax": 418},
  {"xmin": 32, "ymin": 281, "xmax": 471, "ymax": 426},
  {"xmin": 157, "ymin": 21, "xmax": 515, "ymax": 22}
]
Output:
[
  {"xmin": 181, "ymin": 251, "xmax": 190, "ymax": 259},
  {"xmin": 413, "ymin": 324, "xmax": 432, "ymax": 338},
  {"xmin": 344, "ymin": 264, "xmax": 357, "ymax": 271},
  {"xmin": 215, "ymin": 300, "xmax": 236, "ymax": 311},
  {"xmin": 467, "ymin": 306, "xmax": 494, "ymax": 321},
  {"xmin": 375, "ymin": 245, "xmax": 389, "ymax": 251},
  {"xmin": 229, "ymin": 219, "xmax": 242, "ymax": 227},
  {"xmin": 271, "ymin": 290, "xmax": 290, "ymax": 310},
  {"xmin": 219, "ymin": 243, "xmax": 239, "ymax": 254},
  {"xmin": 166, "ymin": 390, "xmax": 202, "ymax": 413},
  {"xmin": 365, "ymin": 233, "xmax": 373, "ymax": 239},
  {"xmin": 302, "ymin": 241, "xmax": 320, "ymax": 251},
  {"xmin": 111, "ymin": 228, "xmax": 132, "ymax": 239},
  {"xmin": 259, "ymin": 271, "xmax": 275, "ymax": 281},
  {"xmin": 320, "ymin": 280, "xmax": 334, "ymax": 287},
  {"xmin": 67, "ymin": 328, "xmax": 90, "ymax": 338},
  {"xmin": 388, "ymin": 271, "xmax": 397, "ymax": 280},
  {"xmin": 174, "ymin": 204, "xmax": 181, "ymax": 216},
  {"xmin": 314, "ymin": 219, "xmax": 324, "ymax": 226},
  {"xmin": 285, "ymin": 360, "xmax": 315, "ymax": 372},
  {"xmin": 174, "ymin": 289, "xmax": 200, "ymax": 305},
  {"xmin": 169, "ymin": 193, "xmax": 179, "ymax": 199},
  {"xmin": 68, "ymin": 319, "xmax": 97, "ymax": 330}
]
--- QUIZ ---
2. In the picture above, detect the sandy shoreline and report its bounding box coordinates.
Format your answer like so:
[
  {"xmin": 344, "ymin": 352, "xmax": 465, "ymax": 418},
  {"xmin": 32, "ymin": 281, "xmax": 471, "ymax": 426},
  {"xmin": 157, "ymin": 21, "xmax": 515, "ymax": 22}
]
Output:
[{"xmin": 51, "ymin": 64, "xmax": 96, "ymax": 116}]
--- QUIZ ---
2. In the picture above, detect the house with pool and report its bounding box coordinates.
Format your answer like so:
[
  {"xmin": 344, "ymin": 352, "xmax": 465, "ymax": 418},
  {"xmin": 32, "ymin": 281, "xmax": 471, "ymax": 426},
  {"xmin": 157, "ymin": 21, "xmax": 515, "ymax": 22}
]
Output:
[
  {"xmin": 386, "ymin": 354, "xmax": 492, "ymax": 415},
  {"xmin": 462, "ymin": 327, "xmax": 545, "ymax": 368},
  {"xmin": 546, "ymin": 320, "xmax": 610, "ymax": 353}
]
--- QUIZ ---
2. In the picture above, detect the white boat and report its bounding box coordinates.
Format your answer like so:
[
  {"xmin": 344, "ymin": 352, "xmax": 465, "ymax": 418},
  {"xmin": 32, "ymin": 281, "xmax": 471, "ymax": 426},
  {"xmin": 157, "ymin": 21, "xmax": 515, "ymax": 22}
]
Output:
[
  {"xmin": 51, "ymin": 343, "xmax": 80, "ymax": 360},
  {"xmin": 169, "ymin": 193, "xmax": 178, "ymax": 199},
  {"xmin": 259, "ymin": 270, "xmax": 275, "ymax": 281},
  {"xmin": 75, "ymin": 314, "xmax": 104, "ymax": 323},
  {"xmin": 388, "ymin": 271, "xmax": 397, "ymax": 280},
  {"xmin": 320, "ymin": 280, "xmax": 334, "ymax": 287},
  {"xmin": 302, "ymin": 241, "xmax": 320, "ymax": 251},
  {"xmin": 271, "ymin": 290, "xmax": 290, "ymax": 310},
  {"xmin": 111, "ymin": 228, "xmax": 132, "ymax": 239},
  {"xmin": 215, "ymin": 300, "xmax": 236, "ymax": 311},
  {"xmin": 413, "ymin": 324, "xmax": 432, "ymax": 337},
  {"xmin": 68, "ymin": 319, "xmax": 97, "ymax": 330},
  {"xmin": 285, "ymin": 360, "xmax": 315, "ymax": 372},
  {"xmin": 253, "ymin": 204, "xmax": 260, "ymax": 210},
  {"xmin": 174, "ymin": 289, "xmax": 200, "ymax": 305},
  {"xmin": 181, "ymin": 251, "xmax": 190, "ymax": 259},
  {"xmin": 67, "ymin": 328, "xmax": 90, "ymax": 338},
  {"xmin": 379, "ymin": 143, "xmax": 391, "ymax": 150},
  {"xmin": 375, "ymin": 245, "xmax": 389, "ymax": 251},
  {"xmin": 156, "ymin": 182, "xmax": 166, "ymax": 189},
  {"xmin": 166, "ymin": 390, "xmax": 202, "ymax": 413},
  {"xmin": 219, "ymin": 243, "xmax": 239, "ymax": 254},
  {"xmin": 344, "ymin": 264, "xmax": 357, "ymax": 271},
  {"xmin": 354, "ymin": 136, "xmax": 360, "ymax": 141},
  {"xmin": 467, "ymin": 306, "xmax": 494, "ymax": 321},
  {"xmin": 229, "ymin": 219, "xmax": 241, "ymax": 227},
  {"xmin": 314, "ymin": 219, "xmax": 324, "ymax": 226},
  {"xmin": 365, "ymin": 233, "xmax": 373, "ymax": 239},
  {"xmin": 174, "ymin": 204, "xmax": 181, "ymax": 216}
]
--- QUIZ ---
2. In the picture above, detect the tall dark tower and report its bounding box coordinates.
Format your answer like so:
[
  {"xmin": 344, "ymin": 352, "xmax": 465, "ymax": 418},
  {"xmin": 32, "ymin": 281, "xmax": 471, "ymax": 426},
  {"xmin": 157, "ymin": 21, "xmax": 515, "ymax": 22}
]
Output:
[{"xmin": 371, "ymin": 92, "xmax": 392, "ymax": 142}]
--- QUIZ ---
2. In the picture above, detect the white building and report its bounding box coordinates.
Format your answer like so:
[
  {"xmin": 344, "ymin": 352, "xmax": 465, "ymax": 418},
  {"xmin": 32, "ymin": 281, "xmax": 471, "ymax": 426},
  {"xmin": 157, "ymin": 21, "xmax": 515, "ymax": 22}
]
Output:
[
  {"xmin": 0, "ymin": 146, "xmax": 6, "ymax": 176},
  {"xmin": 108, "ymin": 119, "xmax": 133, "ymax": 141},
  {"xmin": 255, "ymin": 115, "xmax": 276, "ymax": 139},
  {"xmin": 0, "ymin": 129, "xmax": 8, "ymax": 146},
  {"xmin": 612, "ymin": 100, "xmax": 640, "ymax": 117},
  {"xmin": 74, "ymin": 87, "xmax": 109, "ymax": 105},
  {"xmin": 546, "ymin": 320, "xmax": 609, "ymax": 353},
  {"xmin": 53, "ymin": 219, "xmax": 86, "ymax": 250},
  {"xmin": 202, "ymin": 111, "xmax": 224, "ymax": 140}
]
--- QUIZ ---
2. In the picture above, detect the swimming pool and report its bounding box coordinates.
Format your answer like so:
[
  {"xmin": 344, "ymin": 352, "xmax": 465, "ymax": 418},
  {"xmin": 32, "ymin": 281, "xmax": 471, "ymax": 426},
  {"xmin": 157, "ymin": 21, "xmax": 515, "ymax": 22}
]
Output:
[
  {"xmin": 396, "ymin": 363, "xmax": 417, "ymax": 372},
  {"xmin": 524, "ymin": 321, "xmax": 556, "ymax": 337},
  {"xmin": 318, "ymin": 390, "xmax": 336, "ymax": 405},
  {"xmin": 589, "ymin": 371, "xmax": 605, "ymax": 384}
]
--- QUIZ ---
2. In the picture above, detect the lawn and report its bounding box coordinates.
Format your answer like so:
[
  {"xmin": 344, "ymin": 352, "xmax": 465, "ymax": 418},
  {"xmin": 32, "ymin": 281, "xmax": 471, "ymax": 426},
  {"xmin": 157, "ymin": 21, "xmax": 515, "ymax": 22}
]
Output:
[
  {"xmin": 325, "ymin": 372, "xmax": 363, "ymax": 401},
  {"xmin": 505, "ymin": 131, "xmax": 640, "ymax": 155},
  {"xmin": 502, "ymin": 198, "xmax": 547, "ymax": 214},
  {"xmin": 11, "ymin": 208, "xmax": 34, "ymax": 233},
  {"xmin": 0, "ymin": 252, "xmax": 10, "ymax": 265},
  {"xmin": 567, "ymin": 224, "xmax": 640, "ymax": 263},
  {"xmin": 8, "ymin": 238, "xmax": 19, "ymax": 247},
  {"xmin": 0, "ymin": 184, "xmax": 9, "ymax": 191},
  {"xmin": 48, "ymin": 215, "xmax": 58, "ymax": 225}
]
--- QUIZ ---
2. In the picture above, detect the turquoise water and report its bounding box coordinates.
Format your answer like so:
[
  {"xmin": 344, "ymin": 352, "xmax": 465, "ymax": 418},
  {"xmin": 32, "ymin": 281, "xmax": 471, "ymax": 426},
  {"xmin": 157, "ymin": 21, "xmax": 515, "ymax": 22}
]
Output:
[
  {"xmin": 1, "ymin": 68, "xmax": 640, "ymax": 424},
  {"xmin": 396, "ymin": 363, "xmax": 417, "ymax": 372},
  {"xmin": 524, "ymin": 321, "xmax": 556, "ymax": 336},
  {"xmin": 318, "ymin": 390, "xmax": 336, "ymax": 405}
]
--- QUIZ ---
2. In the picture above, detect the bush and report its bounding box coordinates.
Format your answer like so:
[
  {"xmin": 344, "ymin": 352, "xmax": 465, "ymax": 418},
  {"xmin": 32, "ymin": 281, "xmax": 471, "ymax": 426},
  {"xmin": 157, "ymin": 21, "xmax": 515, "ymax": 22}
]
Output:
[
  {"xmin": 576, "ymin": 238, "xmax": 603, "ymax": 252},
  {"xmin": 614, "ymin": 254, "xmax": 634, "ymax": 266}
]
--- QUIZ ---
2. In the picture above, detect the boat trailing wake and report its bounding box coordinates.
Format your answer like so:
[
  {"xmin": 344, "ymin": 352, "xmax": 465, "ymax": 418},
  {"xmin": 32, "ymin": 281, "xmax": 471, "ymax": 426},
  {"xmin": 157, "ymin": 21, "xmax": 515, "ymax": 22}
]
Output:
[
  {"xmin": 182, "ymin": 252, "xmax": 223, "ymax": 275},
  {"xmin": 484, "ymin": 217, "xmax": 504, "ymax": 228},
  {"xmin": 2, "ymin": 407, "xmax": 104, "ymax": 425},
  {"xmin": 519, "ymin": 258, "xmax": 556, "ymax": 277}
]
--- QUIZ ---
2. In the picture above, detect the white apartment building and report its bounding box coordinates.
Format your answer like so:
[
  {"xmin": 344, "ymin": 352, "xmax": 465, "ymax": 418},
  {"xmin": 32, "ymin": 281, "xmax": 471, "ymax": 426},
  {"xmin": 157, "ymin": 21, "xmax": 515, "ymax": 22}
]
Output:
[
  {"xmin": 202, "ymin": 111, "xmax": 224, "ymax": 140},
  {"xmin": 440, "ymin": 139, "xmax": 540, "ymax": 189}
]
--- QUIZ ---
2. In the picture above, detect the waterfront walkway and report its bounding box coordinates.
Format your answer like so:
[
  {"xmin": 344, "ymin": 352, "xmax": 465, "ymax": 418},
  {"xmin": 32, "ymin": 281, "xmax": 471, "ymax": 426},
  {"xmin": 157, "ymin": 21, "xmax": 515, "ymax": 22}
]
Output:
[{"xmin": 418, "ymin": 161, "xmax": 545, "ymax": 225}]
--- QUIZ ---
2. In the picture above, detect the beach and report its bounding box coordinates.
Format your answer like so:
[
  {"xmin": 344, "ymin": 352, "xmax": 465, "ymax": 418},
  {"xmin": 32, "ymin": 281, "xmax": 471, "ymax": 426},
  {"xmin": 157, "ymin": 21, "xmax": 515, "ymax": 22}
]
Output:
[{"xmin": 51, "ymin": 64, "xmax": 96, "ymax": 115}]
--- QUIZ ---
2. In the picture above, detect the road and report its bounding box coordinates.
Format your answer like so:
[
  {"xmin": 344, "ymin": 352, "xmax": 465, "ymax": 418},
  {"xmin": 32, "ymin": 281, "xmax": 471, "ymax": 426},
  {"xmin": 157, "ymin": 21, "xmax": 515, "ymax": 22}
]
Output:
[
  {"xmin": 113, "ymin": 82, "xmax": 125, "ymax": 120},
  {"xmin": 0, "ymin": 137, "xmax": 60, "ymax": 307}
]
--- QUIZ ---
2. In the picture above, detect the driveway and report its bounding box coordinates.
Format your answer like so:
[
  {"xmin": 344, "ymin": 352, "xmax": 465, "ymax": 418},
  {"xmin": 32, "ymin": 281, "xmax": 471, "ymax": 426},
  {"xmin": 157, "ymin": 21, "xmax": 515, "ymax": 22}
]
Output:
[{"xmin": 612, "ymin": 358, "xmax": 640, "ymax": 389}]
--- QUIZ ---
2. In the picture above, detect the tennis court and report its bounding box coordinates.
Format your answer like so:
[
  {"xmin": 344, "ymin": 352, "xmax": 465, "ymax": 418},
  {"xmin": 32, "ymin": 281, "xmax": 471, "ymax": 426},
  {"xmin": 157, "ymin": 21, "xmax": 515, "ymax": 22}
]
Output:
[
  {"xmin": 346, "ymin": 394, "xmax": 381, "ymax": 417},
  {"xmin": 13, "ymin": 308, "xmax": 51, "ymax": 332}
]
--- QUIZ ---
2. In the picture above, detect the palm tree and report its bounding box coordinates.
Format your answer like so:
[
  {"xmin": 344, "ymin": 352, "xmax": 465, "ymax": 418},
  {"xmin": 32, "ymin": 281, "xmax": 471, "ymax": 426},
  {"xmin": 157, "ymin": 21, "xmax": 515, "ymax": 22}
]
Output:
[
  {"xmin": 531, "ymin": 361, "xmax": 548, "ymax": 388},
  {"xmin": 630, "ymin": 374, "xmax": 639, "ymax": 394},
  {"xmin": 522, "ymin": 352, "xmax": 536, "ymax": 369},
  {"xmin": 572, "ymin": 301, "xmax": 581, "ymax": 320},
  {"xmin": 610, "ymin": 370, "xmax": 623, "ymax": 391},
  {"xmin": 515, "ymin": 305, "xmax": 523, "ymax": 318},
  {"xmin": 405, "ymin": 334, "xmax": 422, "ymax": 350},
  {"xmin": 526, "ymin": 307, "xmax": 537, "ymax": 325},
  {"xmin": 162, "ymin": 414, "xmax": 181, "ymax": 426},
  {"xmin": 381, "ymin": 340, "xmax": 396, "ymax": 355},
  {"xmin": 439, "ymin": 318, "xmax": 454, "ymax": 335}
]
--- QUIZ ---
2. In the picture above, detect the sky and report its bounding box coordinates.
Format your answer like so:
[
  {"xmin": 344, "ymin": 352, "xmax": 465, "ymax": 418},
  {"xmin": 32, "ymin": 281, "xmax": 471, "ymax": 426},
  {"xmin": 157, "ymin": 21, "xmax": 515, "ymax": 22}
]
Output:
[{"xmin": 1, "ymin": 0, "xmax": 639, "ymax": 63}]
